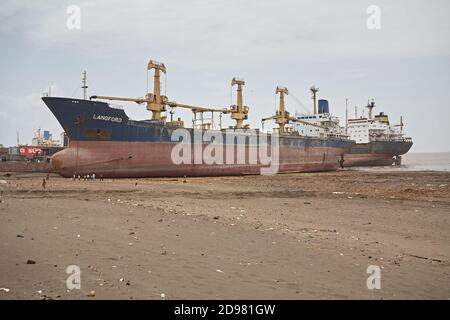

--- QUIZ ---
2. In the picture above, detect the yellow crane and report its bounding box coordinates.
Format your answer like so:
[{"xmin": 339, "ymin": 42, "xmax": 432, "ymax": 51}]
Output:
[
  {"xmin": 91, "ymin": 60, "xmax": 251, "ymax": 129},
  {"xmin": 262, "ymin": 86, "xmax": 327, "ymax": 134},
  {"xmin": 230, "ymin": 78, "xmax": 249, "ymax": 129},
  {"xmin": 146, "ymin": 60, "xmax": 168, "ymax": 120},
  {"xmin": 91, "ymin": 60, "xmax": 170, "ymax": 121}
]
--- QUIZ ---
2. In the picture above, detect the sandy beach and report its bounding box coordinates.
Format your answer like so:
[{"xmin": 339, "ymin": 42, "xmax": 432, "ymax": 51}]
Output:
[{"xmin": 0, "ymin": 170, "xmax": 449, "ymax": 299}]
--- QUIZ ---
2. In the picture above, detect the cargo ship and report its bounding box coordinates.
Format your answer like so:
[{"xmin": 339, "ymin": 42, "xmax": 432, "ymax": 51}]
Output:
[
  {"xmin": 344, "ymin": 101, "xmax": 413, "ymax": 166},
  {"xmin": 42, "ymin": 60, "xmax": 353, "ymax": 178}
]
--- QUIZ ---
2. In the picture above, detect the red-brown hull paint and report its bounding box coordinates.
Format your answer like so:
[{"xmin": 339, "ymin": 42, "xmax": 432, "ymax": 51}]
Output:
[
  {"xmin": 343, "ymin": 153, "xmax": 395, "ymax": 167},
  {"xmin": 51, "ymin": 141, "xmax": 348, "ymax": 178}
]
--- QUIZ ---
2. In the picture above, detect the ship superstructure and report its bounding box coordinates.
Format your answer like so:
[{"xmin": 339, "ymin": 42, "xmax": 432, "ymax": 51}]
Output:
[
  {"xmin": 291, "ymin": 87, "xmax": 347, "ymax": 139},
  {"xmin": 344, "ymin": 101, "xmax": 413, "ymax": 166}
]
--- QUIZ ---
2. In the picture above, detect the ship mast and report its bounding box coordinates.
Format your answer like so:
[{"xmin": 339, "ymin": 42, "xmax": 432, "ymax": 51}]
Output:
[
  {"xmin": 82, "ymin": 70, "xmax": 88, "ymax": 100},
  {"xmin": 345, "ymin": 98, "xmax": 348, "ymax": 134},
  {"xmin": 394, "ymin": 115, "xmax": 404, "ymax": 133},
  {"xmin": 310, "ymin": 86, "xmax": 319, "ymax": 114},
  {"xmin": 366, "ymin": 99, "xmax": 375, "ymax": 119}
]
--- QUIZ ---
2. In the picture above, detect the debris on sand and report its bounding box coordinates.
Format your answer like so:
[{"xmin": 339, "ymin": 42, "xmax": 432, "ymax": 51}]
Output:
[
  {"xmin": 407, "ymin": 254, "xmax": 446, "ymax": 263},
  {"xmin": 87, "ymin": 290, "xmax": 96, "ymax": 297},
  {"xmin": 0, "ymin": 288, "xmax": 10, "ymax": 293},
  {"xmin": 16, "ymin": 234, "xmax": 24, "ymax": 238},
  {"xmin": 26, "ymin": 259, "xmax": 36, "ymax": 264}
]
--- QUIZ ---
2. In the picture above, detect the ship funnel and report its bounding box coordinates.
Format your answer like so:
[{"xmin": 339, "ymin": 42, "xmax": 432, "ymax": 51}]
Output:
[{"xmin": 318, "ymin": 99, "xmax": 329, "ymax": 114}]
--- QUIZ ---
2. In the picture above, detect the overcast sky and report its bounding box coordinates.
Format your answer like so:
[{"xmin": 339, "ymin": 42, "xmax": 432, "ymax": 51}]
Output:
[{"xmin": 1, "ymin": 0, "xmax": 449, "ymax": 152}]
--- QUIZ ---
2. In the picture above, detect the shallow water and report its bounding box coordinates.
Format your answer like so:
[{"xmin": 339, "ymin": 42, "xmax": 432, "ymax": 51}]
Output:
[{"xmin": 351, "ymin": 152, "xmax": 450, "ymax": 172}]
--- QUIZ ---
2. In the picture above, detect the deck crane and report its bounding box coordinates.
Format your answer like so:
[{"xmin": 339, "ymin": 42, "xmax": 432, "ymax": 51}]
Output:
[
  {"xmin": 229, "ymin": 78, "xmax": 249, "ymax": 129},
  {"xmin": 262, "ymin": 86, "xmax": 327, "ymax": 134},
  {"xmin": 91, "ymin": 59, "xmax": 235, "ymax": 126}
]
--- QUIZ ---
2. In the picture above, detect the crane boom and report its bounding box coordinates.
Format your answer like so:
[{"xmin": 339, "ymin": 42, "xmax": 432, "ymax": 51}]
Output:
[
  {"xmin": 261, "ymin": 115, "xmax": 277, "ymax": 122},
  {"xmin": 90, "ymin": 95, "xmax": 147, "ymax": 104},
  {"xmin": 90, "ymin": 95, "xmax": 230, "ymax": 114},
  {"xmin": 167, "ymin": 101, "xmax": 229, "ymax": 113},
  {"xmin": 289, "ymin": 117, "xmax": 326, "ymax": 129}
]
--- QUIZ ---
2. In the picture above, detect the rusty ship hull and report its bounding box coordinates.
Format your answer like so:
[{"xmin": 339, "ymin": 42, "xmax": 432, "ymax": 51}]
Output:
[
  {"xmin": 344, "ymin": 140, "xmax": 413, "ymax": 167},
  {"xmin": 43, "ymin": 97, "xmax": 353, "ymax": 178}
]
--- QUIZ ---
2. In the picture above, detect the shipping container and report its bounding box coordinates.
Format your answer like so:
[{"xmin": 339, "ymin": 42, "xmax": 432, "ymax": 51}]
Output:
[{"xmin": 19, "ymin": 146, "xmax": 45, "ymax": 158}]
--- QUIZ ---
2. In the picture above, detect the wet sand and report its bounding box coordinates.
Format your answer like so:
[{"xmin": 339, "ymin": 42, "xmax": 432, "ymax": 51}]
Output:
[{"xmin": 0, "ymin": 170, "xmax": 449, "ymax": 299}]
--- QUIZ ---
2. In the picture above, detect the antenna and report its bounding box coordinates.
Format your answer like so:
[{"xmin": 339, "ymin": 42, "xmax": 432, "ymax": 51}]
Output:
[
  {"xmin": 345, "ymin": 98, "xmax": 348, "ymax": 133},
  {"xmin": 169, "ymin": 107, "xmax": 174, "ymax": 122},
  {"xmin": 354, "ymin": 106, "xmax": 357, "ymax": 118}
]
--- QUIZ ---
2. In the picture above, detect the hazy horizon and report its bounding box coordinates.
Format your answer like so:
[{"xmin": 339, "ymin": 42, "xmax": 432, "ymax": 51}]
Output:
[{"xmin": 1, "ymin": 0, "xmax": 449, "ymax": 152}]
